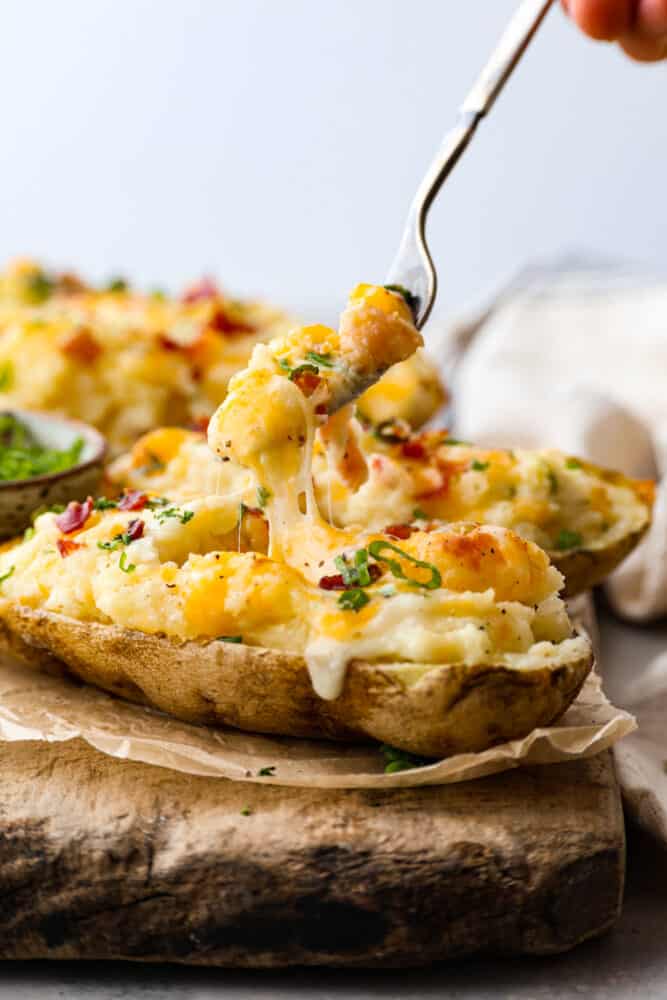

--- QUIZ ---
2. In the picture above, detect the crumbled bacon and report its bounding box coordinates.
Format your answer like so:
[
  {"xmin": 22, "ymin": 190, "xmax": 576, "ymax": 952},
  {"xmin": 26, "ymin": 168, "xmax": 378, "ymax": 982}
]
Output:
[
  {"xmin": 190, "ymin": 416, "xmax": 210, "ymax": 434},
  {"xmin": 318, "ymin": 573, "xmax": 346, "ymax": 591},
  {"xmin": 57, "ymin": 537, "xmax": 82, "ymax": 558},
  {"xmin": 291, "ymin": 370, "xmax": 323, "ymax": 398},
  {"xmin": 125, "ymin": 519, "xmax": 145, "ymax": 542},
  {"xmin": 384, "ymin": 523, "xmax": 413, "ymax": 540},
  {"xmin": 118, "ymin": 491, "xmax": 148, "ymax": 512},
  {"xmin": 157, "ymin": 333, "xmax": 181, "ymax": 352},
  {"xmin": 181, "ymin": 278, "xmax": 220, "ymax": 303},
  {"xmin": 55, "ymin": 497, "xmax": 93, "ymax": 534},
  {"xmin": 59, "ymin": 327, "xmax": 101, "ymax": 365},
  {"xmin": 401, "ymin": 440, "xmax": 426, "ymax": 460},
  {"xmin": 318, "ymin": 564, "xmax": 382, "ymax": 590},
  {"xmin": 208, "ymin": 306, "xmax": 254, "ymax": 336}
]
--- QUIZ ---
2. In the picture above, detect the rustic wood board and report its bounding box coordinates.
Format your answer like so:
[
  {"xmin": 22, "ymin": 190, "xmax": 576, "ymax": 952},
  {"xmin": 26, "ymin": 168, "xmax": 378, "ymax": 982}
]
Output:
[{"xmin": 0, "ymin": 739, "xmax": 624, "ymax": 968}]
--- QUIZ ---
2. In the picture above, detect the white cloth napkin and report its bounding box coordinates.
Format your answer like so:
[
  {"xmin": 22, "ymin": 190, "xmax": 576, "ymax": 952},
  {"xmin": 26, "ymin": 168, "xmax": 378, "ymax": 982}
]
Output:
[{"xmin": 445, "ymin": 263, "xmax": 667, "ymax": 841}]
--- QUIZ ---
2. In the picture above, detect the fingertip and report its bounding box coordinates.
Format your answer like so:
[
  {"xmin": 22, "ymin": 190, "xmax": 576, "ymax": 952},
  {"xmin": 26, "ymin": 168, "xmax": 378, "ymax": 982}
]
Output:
[
  {"xmin": 569, "ymin": 0, "xmax": 633, "ymax": 40},
  {"xmin": 620, "ymin": 32, "xmax": 667, "ymax": 59},
  {"xmin": 636, "ymin": 0, "xmax": 667, "ymax": 36}
]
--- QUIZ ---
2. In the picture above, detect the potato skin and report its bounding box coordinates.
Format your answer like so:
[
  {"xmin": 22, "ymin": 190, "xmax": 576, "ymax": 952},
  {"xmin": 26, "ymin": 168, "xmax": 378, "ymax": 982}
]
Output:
[
  {"xmin": 0, "ymin": 605, "xmax": 592, "ymax": 758},
  {"xmin": 551, "ymin": 521, "xmax": 651, "ymax": 599}
]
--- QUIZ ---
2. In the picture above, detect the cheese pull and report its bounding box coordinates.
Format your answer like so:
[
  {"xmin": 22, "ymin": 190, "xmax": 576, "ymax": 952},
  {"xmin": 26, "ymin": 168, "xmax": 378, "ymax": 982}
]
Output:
[{"xmin": 208, "ymin": 283, "xmax": 421, "ymax": 467}]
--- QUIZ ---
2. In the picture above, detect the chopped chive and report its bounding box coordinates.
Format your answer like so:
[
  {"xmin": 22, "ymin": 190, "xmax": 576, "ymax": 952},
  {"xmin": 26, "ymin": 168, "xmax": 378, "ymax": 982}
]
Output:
[
  {"xmin": 119, "ymin": 551, "xmax": 135, "ymax": 573},
  {"xmin": 471, "ymin": 459, "xmax": 489, "ymax": 472},
  {"xmin": 256, "ymin": 485, "xmax": 271, "ymax": 508},
  {"xmin": 0, "ymin": 565, "xmax": 15, "ymax": 586},
  {"xmin": 555, "ymin": 529, "xmax": 583, "ymax": 551},
  {"xmin": 257, "ymin": 766, "xmax": 276, "ymax": 777},
  {"xmin": 338, "ymin": 588, "xmax": 370, "ymax": 612},
  {"xmin": 218, "ymin": 635, "xmax": 243, "ymax": 644},
  {"xmin": 367, "ymin": 540, "xmax": 441, "ymax": 590},
  {"xmin": 305, "ymin": 350, "xmax": 335, "ymax": 368},
  {"xmin": 566, "ymin": 458, "xmax": 582, "ymax": 470}
]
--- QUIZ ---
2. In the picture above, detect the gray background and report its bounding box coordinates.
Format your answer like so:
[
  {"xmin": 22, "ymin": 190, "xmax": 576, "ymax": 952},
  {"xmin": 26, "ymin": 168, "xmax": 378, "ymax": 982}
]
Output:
[{"xmin": 1, "ymin": 0, "xmax": 666, "ymax": 321}]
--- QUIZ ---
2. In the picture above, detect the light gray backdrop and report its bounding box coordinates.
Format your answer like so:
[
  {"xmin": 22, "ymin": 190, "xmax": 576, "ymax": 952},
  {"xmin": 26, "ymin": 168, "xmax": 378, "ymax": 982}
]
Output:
[{"xmin": 1, "ymin": 0, "xmax": 665, "ymax": 323}]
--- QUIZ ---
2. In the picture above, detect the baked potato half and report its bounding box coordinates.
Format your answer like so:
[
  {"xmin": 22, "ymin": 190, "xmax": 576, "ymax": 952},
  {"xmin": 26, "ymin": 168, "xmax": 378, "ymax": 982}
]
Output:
[
  {"xmin": 0, "ymin": 604, "xmax": 591, "ymax": 758},
  {"xmin": 0, "ymin": 498, "xmax": 592, "ymax": 757}
]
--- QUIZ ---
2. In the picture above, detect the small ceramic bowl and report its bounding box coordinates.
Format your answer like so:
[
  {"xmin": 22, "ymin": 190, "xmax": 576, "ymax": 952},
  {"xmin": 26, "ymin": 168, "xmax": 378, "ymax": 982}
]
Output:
[{"xmin": 0, "ymin": 410, "xmax": 107, "ymax": 539}]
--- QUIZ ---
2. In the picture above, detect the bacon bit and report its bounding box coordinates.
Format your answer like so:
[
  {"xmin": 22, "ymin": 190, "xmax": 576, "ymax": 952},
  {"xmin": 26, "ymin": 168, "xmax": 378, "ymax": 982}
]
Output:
[
  {"xmin": 241, "ymin": 506, "xmax": 264, "ymax": 519},
  {"xmin": 118, "ymin": 491, "xmax": 148, "ymax": 512},
  {"xmin": 181, "ymin": 277, "xmax": 220, "ymax": 304},
  {"xmin": 208, "ymin": 306, "xmax": 254, "ymax": 337},
  {"xmin": 59, "ymin": 327, "xmax": 101, "ymax": 365},
  {"xmin": 125, "ymin": 519, "xmax": 145, "ymax": 542},
  {"xmin": 319, "ymin": 564, "xmax": 382, "ymax": 590},
  {"xmin": 318, "ymin": 573, "xmax": 347, "ymax": 591},
  {"xmin": 292, "ymin": 370, "xmax": 323, "ymax": 398},
  {"xmin": 190, "ymin": 416, "xmax": 210, "ymax": 434},
  {"xmin": 157, "ymin": 333, "xmax": 183, "ymax": 352},
  {"xmin": 55, "ymin": 497, "xmax": 93, "ymax": 534},
  {"xmin": 370, "ymin": 455, "xmax": 387, "ymax": 474},
  {"xmin": 57, "ymin": 272, "xmax": 87, "ymax": 295},
  {"xmin": 384, "ymin": 523, "xmax": 413, "ymax": 540},
  {"xmin": 57, "ymin": 537, "xmax": 82, "ymax": 558},
  {"xmin": 401, "ymin": 440, "xmax": 426, "ymax": 460},
  {"xmin": 191, "ymin": 364, "xmax": 203, "ymax": 383}
]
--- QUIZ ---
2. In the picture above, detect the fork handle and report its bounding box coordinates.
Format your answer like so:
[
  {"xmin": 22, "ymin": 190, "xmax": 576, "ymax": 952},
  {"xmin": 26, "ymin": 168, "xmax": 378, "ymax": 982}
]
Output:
[{"xmin": 386, "ymin": 0, "xmax": 555, "ymax": 328}]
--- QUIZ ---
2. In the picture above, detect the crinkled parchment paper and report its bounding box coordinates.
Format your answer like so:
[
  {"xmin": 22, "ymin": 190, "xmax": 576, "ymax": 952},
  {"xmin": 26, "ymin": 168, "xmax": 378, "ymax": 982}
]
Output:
[{"xmin": 0, "ymin": 653, "xmax": 634, "ymax": 788}]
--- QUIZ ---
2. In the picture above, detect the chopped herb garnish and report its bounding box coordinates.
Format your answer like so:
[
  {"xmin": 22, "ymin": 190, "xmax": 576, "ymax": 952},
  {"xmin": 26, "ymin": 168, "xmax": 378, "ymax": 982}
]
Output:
[
  {"xmin": 334, "ymin": 548, "xmax": 376, "ymax": 588},
  {"xmin": 547, "ymin": 469, "xmax": 559, "ymax": 495},
  {"xmin": 256, "ymin": 485, "xmax": 271, "ymax": 508},
  {"xmin": 145, "ymin": 496, "xmax": 170, "ymax": 509},
  {"xmin": 380, "ymin": 744, "xmax": 429, "ymax": 774},
  {"xmin": 23, "ymin": 526, "xmax": 35, "ymax": 541},
  {"xmin": 440, "ymin": 437, "xmax": 470, "ymax": 446},
  {"xmin": 304, "ymin": 351, "xmax": 335, "ymax": 368},
  {"xmin": 0, "ymin": 565, "xmax": 15, "ymax": 586},
  {"xmin": 93, "ymin": 497, "xmax": 118, "ymax": 510},
  {"xmin": 471, "ymin": 459, "xmax": 489, "ymax": 472},
  {"xmin": 412, "ymin": 508, "xmax": 428, "ymax": 521},
  {"xmin": 257, "ymin": 766, "xmax": 276, "ymax": 777},
  {"xmin": 383, "ymin": 284, "xmax": 417, "ymax": 312},
  {"xmin": 373, "ymin": 419, "xmax": 408, "ymax": 444},
  {"xmin": 555, "ymin": 529, "xmax": 583, "ymax": 551},
  {"xmin": 277, "ymin": 357, "xmax": 292, "ymax": 373},
  {"xmin": 289, "ymin": 362, "xmax": 320, "ymax": 382},
  {"xmin": 0, "ymin": 362, "xmax": 13, "ymax": 392},
  {"xmin": 367, "ymin": 540, "xmax": 441, "ymax": 590},
  {"xmin": 566, "ymin": 458, "xmax": 582, "ymax": 470},
  {"xmin": 240, "ymin": 806, "xmax": 252, "ymax": 816},
  {"xmin": 156, "ymin": 506, "xmax": 194, "ymax": 525},
  {"xmin": 119, "ymin": 551, "xmax": 135, "ymax": 573},
  {"xmin": 218, "ymin": 635, "xmax": 243, "ymax": 644},
  {"xmin": 24, "ymin": 270, "xmax": 54, "ymax": 304},
  {"xmin": 0, "ymin": 414, "xmax": 83, "ymax": 481},
  {"xmin": 338, "ymin": 588, "xmax": 371, "ymax": 612},
  {"xmin": 106, "ymin": 277, "xmax": 128, "ymax": 293}
]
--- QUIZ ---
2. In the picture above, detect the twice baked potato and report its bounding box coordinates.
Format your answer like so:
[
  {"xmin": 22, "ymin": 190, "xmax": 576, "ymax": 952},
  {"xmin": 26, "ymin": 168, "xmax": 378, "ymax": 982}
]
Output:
[
  {"xmin": 0, "ymin": 284, "xmax": 595, "ymax": 757},
  {"xmin": 0, "ymin": 260, "xmax": 445, "ymax": 452}
]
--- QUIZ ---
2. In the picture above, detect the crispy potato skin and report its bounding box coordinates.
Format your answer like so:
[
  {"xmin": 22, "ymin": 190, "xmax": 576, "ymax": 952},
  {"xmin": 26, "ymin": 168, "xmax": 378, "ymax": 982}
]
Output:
[
  {"xmin": 0, "ymin": 605, "xmax": 592, "ymax": 758},
  {"xmin": 551, "ymin": 521, "xmax": 652, "ymax": 599}
]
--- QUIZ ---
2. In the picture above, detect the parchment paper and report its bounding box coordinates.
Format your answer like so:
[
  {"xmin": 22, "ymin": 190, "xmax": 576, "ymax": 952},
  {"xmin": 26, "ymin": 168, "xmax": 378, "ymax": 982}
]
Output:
[{"xmin": 0, "ymin": 650, "xmax": 634, "ymax": 788}]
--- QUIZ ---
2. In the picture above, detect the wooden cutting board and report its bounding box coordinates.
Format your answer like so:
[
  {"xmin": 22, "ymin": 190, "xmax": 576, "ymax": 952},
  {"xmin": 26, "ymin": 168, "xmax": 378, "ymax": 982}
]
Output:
[{"xmin": 0, "ymin": 739, "xmax": 623, "ymax": 967}]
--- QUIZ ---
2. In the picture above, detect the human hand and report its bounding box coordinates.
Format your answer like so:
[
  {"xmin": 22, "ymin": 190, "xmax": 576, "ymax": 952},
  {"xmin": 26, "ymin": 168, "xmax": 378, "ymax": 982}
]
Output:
[{"xmin": 562, "ymin": 0, "xmax": 667, "ymax": 60}]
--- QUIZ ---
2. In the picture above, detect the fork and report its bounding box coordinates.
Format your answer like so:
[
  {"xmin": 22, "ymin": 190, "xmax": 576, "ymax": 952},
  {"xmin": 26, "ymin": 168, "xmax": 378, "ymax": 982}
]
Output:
[{"xmin": 386, "ymin": 0, "xmax": 556, "ymax": 329}]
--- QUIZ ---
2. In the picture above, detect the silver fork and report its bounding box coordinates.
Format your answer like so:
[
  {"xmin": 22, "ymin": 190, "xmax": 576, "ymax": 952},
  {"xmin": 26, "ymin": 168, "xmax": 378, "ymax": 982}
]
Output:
[{"xmin": 386, "ymin": 0, "xmax": 556, "ymax": 329}]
